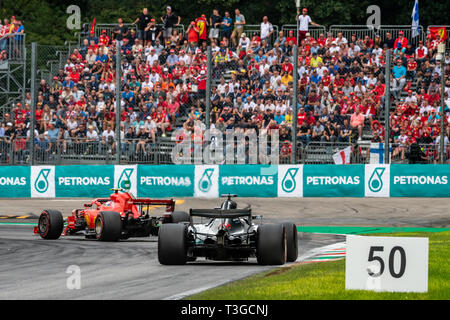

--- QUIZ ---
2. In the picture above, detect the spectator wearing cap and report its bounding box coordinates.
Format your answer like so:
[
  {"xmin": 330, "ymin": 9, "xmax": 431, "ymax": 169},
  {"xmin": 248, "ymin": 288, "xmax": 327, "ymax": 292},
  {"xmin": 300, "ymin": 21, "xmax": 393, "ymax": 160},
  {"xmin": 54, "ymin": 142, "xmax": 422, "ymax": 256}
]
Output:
[
  {"xmin": 296, "ymin": 7, "xmax": 320, "ymax": 45},
  {"xmin": 394, "ymin": 31, "xmax": 408, "ymax": 49},
  {"xmin": 161, "ymin": 6, "xmax": 181, "ymax": 44},
  {"xmin": 195, "ymin": 14, "xmax": 208, "ymax": 47},
  {"xmin": 98, "ymin": 30, "xmax": 110, "ymax": 47},
  {"xmin": 145, "ymin": 19, "xmax": 161, "ymax": 46},
  {"xmin": 187, "ymin": 21, "xmax": 200, "ymax": 45},
  {"xmin": 231, "ymin": 9, "xmax": 246, "ymax": 47},
  {"xmin": 166, "ymin": 49, "xmax": 179, "ymax": 67}
]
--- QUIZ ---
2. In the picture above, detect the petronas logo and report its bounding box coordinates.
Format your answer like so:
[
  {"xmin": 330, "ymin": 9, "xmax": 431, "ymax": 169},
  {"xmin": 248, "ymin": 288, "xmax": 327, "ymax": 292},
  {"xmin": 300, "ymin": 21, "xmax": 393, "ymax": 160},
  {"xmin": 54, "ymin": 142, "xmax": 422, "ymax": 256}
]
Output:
[
  {"xmin": 118, "ymin": 169, "xmax": 134, "ymax": 190},
  {"xmin": 282, "ymin": 168, "xmax": 299, "ymax": 193},
  {"xmin": 369, "ymin": 168, "xmax": 386, "ymax": 193},
  {"xmin": 199, "ymin": 169, "xmax": 214, "ymax": 193},
  {"xmin": 35, "ymin": 169, "xmax": 51, "ymax": 193}
]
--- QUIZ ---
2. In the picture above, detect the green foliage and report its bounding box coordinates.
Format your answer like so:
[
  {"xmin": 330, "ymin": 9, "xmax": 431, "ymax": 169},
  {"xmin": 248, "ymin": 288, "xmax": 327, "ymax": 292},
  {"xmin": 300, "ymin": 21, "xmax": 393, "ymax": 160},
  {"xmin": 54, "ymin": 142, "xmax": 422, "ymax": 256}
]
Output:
[{"xmin": 1, "ymin": 0, "xmax": 449, "ymax": 45}]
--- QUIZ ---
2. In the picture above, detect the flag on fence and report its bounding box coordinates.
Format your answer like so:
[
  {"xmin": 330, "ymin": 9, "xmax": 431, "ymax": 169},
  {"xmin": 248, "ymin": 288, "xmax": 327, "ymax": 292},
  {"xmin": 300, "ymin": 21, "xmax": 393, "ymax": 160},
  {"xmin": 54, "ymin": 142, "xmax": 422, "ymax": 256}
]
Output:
[
  {"xmin": 90, "ymin": 17, "xmax": 96, "ymax": 35},
  {"xmin": 429, "ymin": 26, "xmax": 448, "ymax": 42},
  {"xmin": 333, "ymin": 146, "xmax": 352, "ymax": 165},
  {"xmin": 369, "ymin": 143, "xmax": 392, "ymax": 164},
  {"xmin": 411, "ymin": 0, "xmax": 420, "ymax": 38}
]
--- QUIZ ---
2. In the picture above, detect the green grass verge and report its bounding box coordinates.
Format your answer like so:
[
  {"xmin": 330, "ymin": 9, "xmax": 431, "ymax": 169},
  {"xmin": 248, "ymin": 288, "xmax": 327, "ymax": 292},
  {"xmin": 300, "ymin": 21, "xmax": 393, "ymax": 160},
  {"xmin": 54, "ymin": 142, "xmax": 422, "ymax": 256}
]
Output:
[{"xmin": 187, "ymin": 231, "xmax": 450, "ymax": 300}]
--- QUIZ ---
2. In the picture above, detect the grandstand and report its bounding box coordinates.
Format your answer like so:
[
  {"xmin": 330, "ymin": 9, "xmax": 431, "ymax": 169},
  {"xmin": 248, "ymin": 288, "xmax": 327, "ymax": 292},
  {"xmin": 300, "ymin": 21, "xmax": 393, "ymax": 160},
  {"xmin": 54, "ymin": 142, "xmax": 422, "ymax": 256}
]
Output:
[{"xmin": 0, "ymin": 10, "xmax": 449, "ymax": 166}]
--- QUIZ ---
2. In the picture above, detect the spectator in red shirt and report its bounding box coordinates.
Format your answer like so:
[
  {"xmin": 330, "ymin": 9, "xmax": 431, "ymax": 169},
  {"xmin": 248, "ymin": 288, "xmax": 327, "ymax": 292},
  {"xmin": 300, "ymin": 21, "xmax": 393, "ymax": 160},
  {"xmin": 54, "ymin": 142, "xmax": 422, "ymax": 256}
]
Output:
[{"xmin": 394, "ymin": 31, "xmax": 408, "ymax": 49}]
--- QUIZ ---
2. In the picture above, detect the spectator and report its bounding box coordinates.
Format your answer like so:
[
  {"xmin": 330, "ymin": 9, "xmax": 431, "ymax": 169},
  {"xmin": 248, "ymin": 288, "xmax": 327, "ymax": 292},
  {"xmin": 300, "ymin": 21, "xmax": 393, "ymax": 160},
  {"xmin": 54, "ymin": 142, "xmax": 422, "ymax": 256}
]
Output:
[
  {"xmin": 113, "ymin": 18, "xmax": 129, "ymax": 46},
  {"xmin": 161, "ymin": 6, "xmax": 181, "ymax": 44},
  {"xmin": 260, "ymin": 16, "xmax": 274, "ymax": 44},
  {"xmin": 392, "ymin": 59, "xmax": 407, "ymax": 100},
  {"xmin": 133, "ymin": 8, "xmax": 151, "ymax": 44},
  {"xmin": 296, "ymin": 7, "xmax": 320, "ymax": 45},
  {"xmin": 231, "ymin": 9, "xmax": 246, "ymax": 47},
  {"xmin": 209, "ymin": 9, "xmax": 222, "ymax": 43}
]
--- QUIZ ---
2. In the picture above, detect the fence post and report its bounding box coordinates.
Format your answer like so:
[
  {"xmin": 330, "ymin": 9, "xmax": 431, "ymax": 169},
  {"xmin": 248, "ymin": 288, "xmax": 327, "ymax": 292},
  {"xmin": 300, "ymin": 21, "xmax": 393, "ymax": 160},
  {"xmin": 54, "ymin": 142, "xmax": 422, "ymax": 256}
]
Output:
[
  {"xmin": 384, "ymin": 49, "xmax": 391, "ymax": 165},
  {"xmin": 115, "ymin": 42, "xmax": 122, "ymax": 164},
  {"xmin": 440, "ymin": 45, "xmax": 446, "ymax": 164},
  {"xmin": 291, "ymin": 45, "xmax": 299, "ymax": 165},
  {"xmin": 30, "ymin": 42, "xmax": 37, "ymax": 166},
  {"xmin": 206, "ymin": 46, "xmax": 212, "ymax": 131}
]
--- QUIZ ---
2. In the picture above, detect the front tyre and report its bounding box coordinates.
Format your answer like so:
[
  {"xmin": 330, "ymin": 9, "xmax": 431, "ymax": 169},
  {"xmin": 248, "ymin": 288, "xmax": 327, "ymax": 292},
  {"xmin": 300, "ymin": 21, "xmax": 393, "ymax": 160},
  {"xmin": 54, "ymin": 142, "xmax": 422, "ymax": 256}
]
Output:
[
  {"xmin": 38, "ymin": 210, "xmax": 64, "ymax": 240},
  {"xmin": 95, "ymin": 211, "xmax": 122, "ymax": 242}
]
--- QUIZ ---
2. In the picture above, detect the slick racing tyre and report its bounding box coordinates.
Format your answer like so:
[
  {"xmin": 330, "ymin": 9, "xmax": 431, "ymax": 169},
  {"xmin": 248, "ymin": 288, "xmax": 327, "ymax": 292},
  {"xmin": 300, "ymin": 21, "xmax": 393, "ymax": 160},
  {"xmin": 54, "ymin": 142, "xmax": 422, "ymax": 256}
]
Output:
[
  {"xmin": 158, "ymin": 224, "xmax": 188, "ymax": 265},
  {"xmin": 170, "ymin": 211, "xmax": 190, "ymax": 224},
  {"xmin": 282, "ymin": 222, "xmax": 298, "ymax": 262},
  {"xmin": 95, "ymin": 211, "xmax": 122, "ymax": 242},
  {"xmin": 256, "ymin": 224, "xmax": 287, "ymax": 265},
  {"xmin": 38, "ymin": 210, "xmax": 64, "ymax": 240}
]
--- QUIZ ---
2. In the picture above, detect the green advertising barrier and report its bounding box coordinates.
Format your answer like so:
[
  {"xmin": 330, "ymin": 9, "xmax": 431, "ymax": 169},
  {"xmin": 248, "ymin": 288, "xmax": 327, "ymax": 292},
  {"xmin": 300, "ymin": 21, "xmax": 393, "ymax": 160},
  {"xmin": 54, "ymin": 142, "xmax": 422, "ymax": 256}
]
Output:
[
  {"xmin": 390, "ymin": 164, "xmax": 450, "ymax": 197},
  {"xmin": 0, "ymin": 165, "xmax": 449, "ymax": 198},
  {"xmin": 138, "ymin": 165, "xmax": 194, "ymax": 197},
  {"xmin": 219, "ymin": 165, "xmax": 278, "ymax": 197},
  {"xmin": 55, "ymin": 165, "xmax": 114, "ymax": 198},
  {"xmin": 303, "ymin": 165, "xmax": 365, "ymax": 197},
  {"xmin": 0, "ymin": 166, "xmax": 30, "ymax": 198}
]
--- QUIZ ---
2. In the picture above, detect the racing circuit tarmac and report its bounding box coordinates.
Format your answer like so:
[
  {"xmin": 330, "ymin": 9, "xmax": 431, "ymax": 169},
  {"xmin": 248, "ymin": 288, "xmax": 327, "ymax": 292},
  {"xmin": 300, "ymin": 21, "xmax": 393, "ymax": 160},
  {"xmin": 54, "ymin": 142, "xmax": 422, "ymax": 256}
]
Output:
[{"xmin": 0, "ymin": 197, "xmax": 449, "ymax": 300}]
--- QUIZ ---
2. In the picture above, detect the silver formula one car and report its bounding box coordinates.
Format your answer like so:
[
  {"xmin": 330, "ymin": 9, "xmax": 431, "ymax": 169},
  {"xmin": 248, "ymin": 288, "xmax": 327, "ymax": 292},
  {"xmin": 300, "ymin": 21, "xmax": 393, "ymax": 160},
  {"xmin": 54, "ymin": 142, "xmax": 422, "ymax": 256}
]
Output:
[{"xmin": 158, "ymin": 195, "xmax": 298, "ymax": 265}]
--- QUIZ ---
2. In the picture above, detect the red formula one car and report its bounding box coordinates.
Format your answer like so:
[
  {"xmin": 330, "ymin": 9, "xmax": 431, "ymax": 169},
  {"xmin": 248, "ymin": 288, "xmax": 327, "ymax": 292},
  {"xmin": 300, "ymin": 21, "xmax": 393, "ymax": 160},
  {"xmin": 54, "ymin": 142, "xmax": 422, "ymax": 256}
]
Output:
[{"xmin": 34, "ymin": 188, "xmax": 190, "ymax": 241}]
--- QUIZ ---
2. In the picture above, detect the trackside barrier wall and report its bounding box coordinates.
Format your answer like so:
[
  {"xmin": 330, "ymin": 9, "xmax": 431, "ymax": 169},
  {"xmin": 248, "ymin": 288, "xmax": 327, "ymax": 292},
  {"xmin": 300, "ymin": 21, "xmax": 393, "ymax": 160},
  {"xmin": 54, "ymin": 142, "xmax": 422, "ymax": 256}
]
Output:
[{"xmin": 0, "ymin": 165, "xmax": 448, "ymax": 198}]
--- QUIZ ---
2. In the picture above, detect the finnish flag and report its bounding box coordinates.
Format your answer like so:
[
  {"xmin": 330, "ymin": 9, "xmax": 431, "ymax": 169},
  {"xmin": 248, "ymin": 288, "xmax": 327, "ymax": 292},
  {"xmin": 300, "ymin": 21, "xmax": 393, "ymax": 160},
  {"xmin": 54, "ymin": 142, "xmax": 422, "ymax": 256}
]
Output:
[
  {"xmin": 370, "ymin": 143, "xmax": 392, "ymax": 164},
  {"xmin": 411, "ymin": 0, "xmax": 420, "ymax": 38}
]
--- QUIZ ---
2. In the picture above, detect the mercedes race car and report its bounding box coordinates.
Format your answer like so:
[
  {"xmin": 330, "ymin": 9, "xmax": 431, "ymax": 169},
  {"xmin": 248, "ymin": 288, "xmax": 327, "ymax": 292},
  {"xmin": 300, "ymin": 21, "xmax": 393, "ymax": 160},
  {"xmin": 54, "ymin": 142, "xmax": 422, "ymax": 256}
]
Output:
[
  {"xmin": 35, "ymin": 188, "xmax": 190, "ymax": 241},
  {"xmin": 158, "ymin": 195, "xmax": 298, "ymax": 265}
]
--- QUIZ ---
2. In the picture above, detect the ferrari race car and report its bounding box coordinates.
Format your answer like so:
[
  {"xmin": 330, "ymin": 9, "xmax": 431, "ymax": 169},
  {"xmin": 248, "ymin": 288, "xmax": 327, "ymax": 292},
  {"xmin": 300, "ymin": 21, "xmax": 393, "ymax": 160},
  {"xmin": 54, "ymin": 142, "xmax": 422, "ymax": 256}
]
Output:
[
  {"xmin": 158, "ymin": 195, "xmax": 298, "ymax": 265},
  {"xmin": 35, "ymin": 188, "xmax": 190, "ymax": 241}
]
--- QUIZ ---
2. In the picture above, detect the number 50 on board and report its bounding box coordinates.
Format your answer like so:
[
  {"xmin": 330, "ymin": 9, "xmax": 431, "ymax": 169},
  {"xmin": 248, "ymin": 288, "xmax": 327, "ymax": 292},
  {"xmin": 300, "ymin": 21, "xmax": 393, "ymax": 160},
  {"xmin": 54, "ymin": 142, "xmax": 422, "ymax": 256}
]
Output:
[{"xmin": 345, "ymin": 235, "xmax": 428, "ymax": 293}]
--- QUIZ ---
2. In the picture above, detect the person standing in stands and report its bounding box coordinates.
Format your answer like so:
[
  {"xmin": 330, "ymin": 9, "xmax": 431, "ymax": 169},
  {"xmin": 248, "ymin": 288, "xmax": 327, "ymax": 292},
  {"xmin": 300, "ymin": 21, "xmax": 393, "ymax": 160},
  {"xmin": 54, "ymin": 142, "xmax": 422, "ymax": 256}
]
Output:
[
  {"xmin": 209, "ymin": 9, "xmax": 222, "ymax": 44},
  {"xmin": 161, "ymin": 6, "xmax": 181, "ymax": 45},
  {"xmin": 296, "ymin": 8, "xmax": 320, "ymax": 45},
  {"xmin": 221, "ymin": 11, "xmax": 233, "ymax": 44},
  {"xmin": 195, "ymin": 14, "xmax": 209, "ymax": 47},
  {"xmin": 114, "ymin": 18, "xmax": 129, "ymax": 47},
  {"xmin": 231, "ymin": 9, "xmax": 245, "ymax": 48},
  {"xmin": 133, "ymin": 8, "xmax": 151, "ymax": 45}
]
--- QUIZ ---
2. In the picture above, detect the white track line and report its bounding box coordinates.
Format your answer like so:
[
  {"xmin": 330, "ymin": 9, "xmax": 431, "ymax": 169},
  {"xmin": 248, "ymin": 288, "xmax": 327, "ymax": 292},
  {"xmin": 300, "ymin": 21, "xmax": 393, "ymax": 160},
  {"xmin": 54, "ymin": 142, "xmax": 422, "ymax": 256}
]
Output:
[{"xmin": 164, "ymin": 241, "xmax": 347, "ymax": 300}]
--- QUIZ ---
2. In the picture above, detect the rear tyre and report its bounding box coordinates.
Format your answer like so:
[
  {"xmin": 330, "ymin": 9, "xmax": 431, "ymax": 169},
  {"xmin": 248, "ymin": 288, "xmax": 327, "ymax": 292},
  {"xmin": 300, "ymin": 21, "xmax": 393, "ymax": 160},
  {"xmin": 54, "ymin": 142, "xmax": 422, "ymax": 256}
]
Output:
[
  {"xmin": 38, "ymin": 210, "xmax": 64, "ymax": 240},
  {"xmin": 158, "ymin": 224, "xmax": 188, "ymax": 265},
  {"xmin": 95, "ymin": 211, "xmax": 122, "ymax": 242},
  {"xmin": 170, "ymin": 211, "xmax": 190, "ymax": 223},
  {"xmin": 256, "ymin": 224, "xmax": 286, "ymax": 265},
  {"xmin": 282, "ymin": 222, "xmax": 298, "ymax": 262}
]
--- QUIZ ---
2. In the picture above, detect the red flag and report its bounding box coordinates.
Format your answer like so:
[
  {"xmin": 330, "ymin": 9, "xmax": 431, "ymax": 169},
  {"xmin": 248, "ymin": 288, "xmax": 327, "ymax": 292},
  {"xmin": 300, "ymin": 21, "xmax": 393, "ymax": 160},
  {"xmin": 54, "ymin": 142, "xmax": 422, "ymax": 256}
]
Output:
[
  {"xmin": 90, "ymin": 17, "xmax": 96, "ymax": 35},
  {"xmin": 429, "ymin": 26, "xmax": 448, "ymax": 42}
]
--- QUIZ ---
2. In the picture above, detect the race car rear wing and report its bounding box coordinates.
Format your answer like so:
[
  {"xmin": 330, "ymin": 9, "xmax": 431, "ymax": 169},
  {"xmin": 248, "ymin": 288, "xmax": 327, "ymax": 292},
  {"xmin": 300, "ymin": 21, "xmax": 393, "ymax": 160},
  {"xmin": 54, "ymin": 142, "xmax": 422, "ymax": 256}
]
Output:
[{"xmin": 189, "ymin": 208, "xmax": 252, "ymax": 219}]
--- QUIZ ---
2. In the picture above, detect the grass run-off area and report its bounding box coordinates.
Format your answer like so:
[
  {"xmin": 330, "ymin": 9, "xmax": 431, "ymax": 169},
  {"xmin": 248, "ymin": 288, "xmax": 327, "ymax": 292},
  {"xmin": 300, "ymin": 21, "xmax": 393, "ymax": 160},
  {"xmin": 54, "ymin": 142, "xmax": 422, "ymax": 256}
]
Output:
[{"xmin": 188, "ymin": 231, "xmax": 450, "ymax": 300}]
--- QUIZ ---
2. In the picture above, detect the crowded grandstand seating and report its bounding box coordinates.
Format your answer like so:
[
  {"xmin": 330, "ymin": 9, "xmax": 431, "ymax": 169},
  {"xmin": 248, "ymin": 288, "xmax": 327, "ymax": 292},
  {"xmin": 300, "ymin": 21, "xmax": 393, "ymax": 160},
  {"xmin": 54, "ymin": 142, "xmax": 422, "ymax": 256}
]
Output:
[{"xmin": 0, "ymin": 9, "xmax": 449, "ymax": 165}]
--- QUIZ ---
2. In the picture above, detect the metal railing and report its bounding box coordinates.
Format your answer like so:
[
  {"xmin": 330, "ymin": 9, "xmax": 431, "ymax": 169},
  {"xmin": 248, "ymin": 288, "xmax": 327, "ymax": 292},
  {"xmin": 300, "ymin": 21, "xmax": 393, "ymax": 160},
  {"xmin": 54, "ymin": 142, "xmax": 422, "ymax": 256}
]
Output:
[
  {"xmin": 0, "ymin": 136, "xmax": 380, "ymax": 165},
  {"xmin": 391, "ymin": 143, "xmax": 449, "ymax": 164},
  {"xmin": 329, "ymin": 25, "xmax": 426, "ymax": 44},
  {"xmin": 0, "ymin": 33, "xmax": 26, "ymax": 62},
  {"xmin": 242, "ymin": 24, "xmax": 279, "ymax": 46},
  {"xmin": 281, "ymin": 25, "xmax": 327, "ymax": 40}
]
